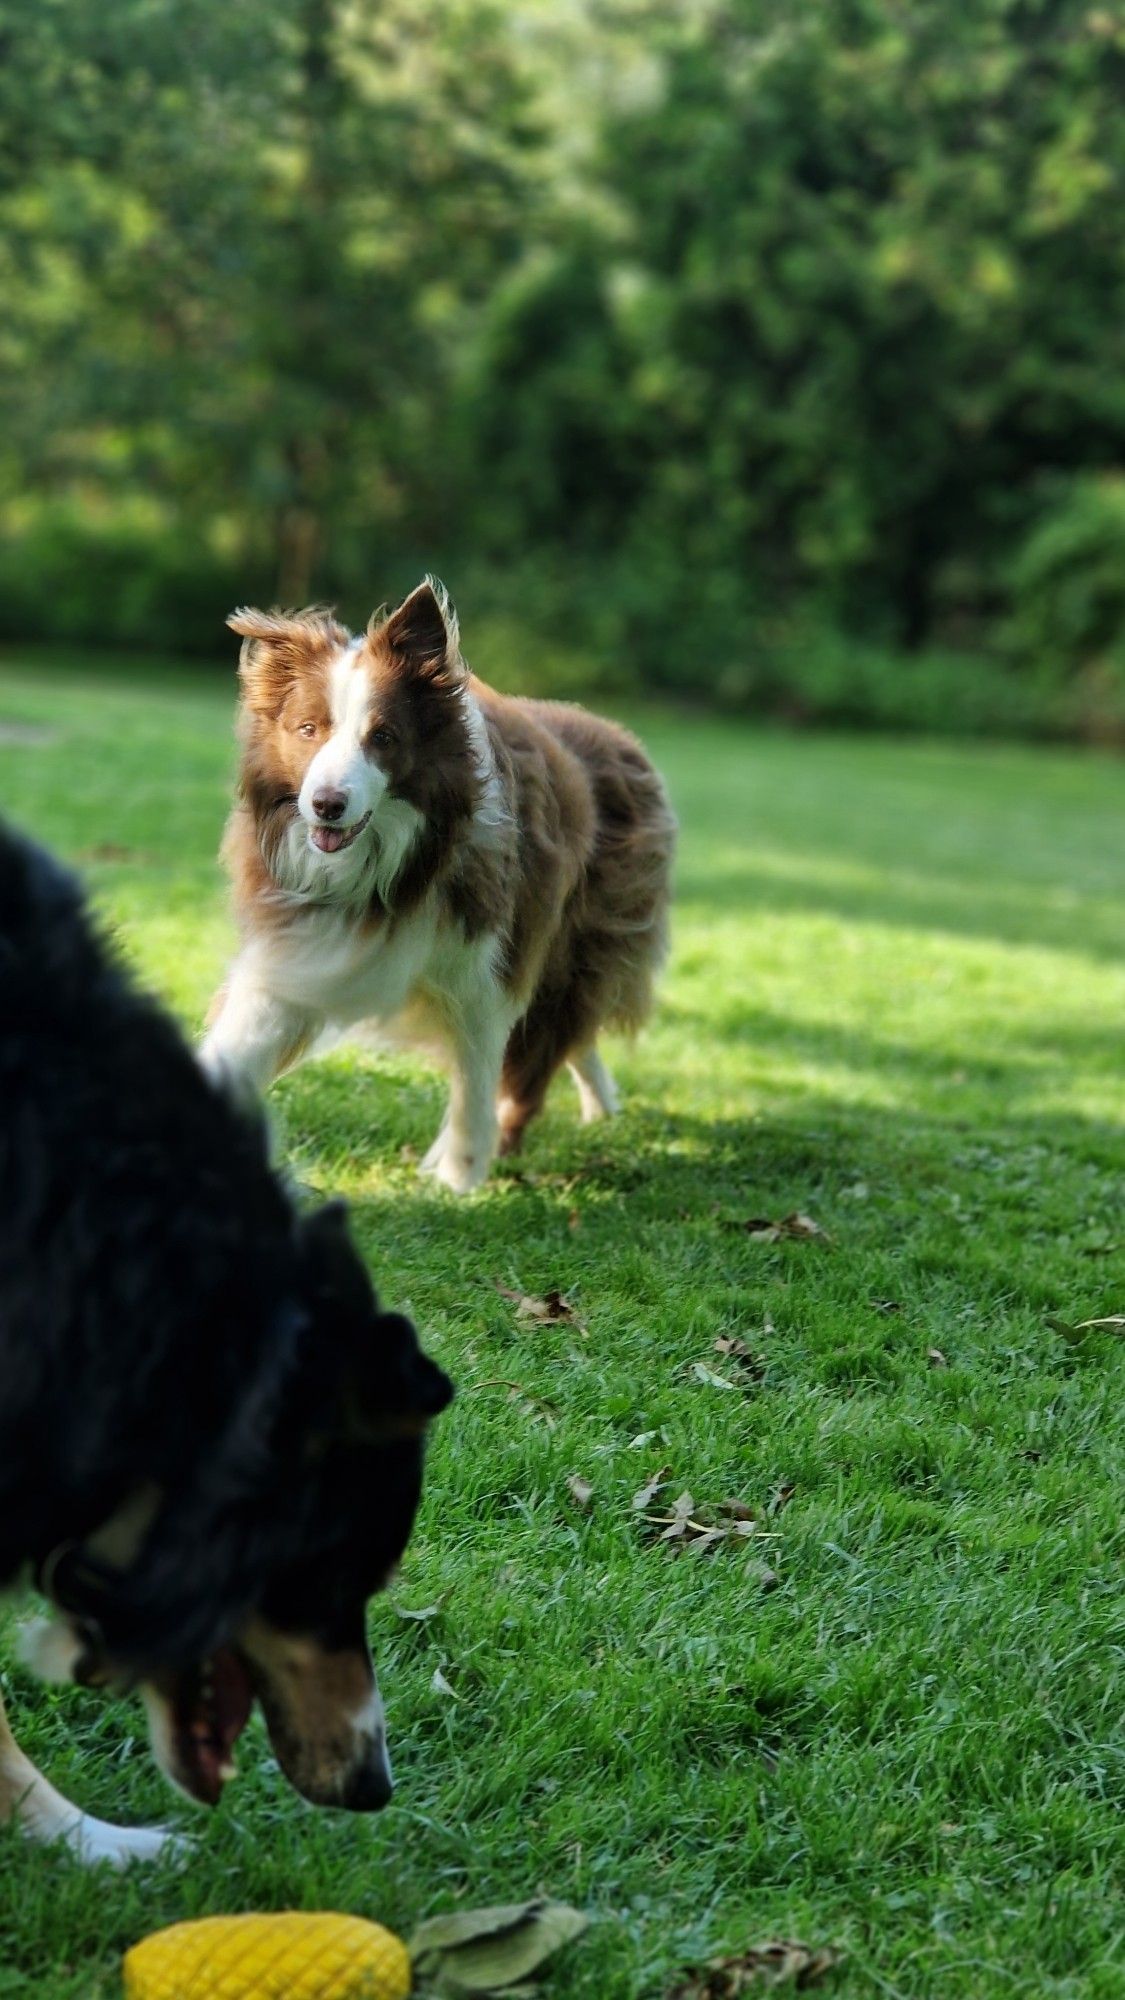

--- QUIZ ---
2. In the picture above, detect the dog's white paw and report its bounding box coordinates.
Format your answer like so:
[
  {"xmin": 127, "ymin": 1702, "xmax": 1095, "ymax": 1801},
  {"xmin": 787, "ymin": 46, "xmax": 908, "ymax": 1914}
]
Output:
[
  {"xmin": 58, "ymin": 1811, "xmax": 189, "ymax": 1870},
  {"xmin": 419, "ymin": 1125, "xmax": 450, "ymax": 1173},
  {"xmin": 429, "ymin": 1150, "xmax": 490, "ymax": 1195}
]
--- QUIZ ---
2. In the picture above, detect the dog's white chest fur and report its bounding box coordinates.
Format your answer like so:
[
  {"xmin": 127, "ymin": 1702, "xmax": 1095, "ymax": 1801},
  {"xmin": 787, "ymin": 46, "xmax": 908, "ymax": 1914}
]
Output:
[{"xmin": 254, "ymin": 902, "xmax": 441, "ymax": 1027}]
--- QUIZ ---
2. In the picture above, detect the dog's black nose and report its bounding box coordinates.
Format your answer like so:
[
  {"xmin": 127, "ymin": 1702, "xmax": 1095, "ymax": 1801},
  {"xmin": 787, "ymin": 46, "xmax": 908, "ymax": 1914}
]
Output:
[
  {"xmin": 312, "ymin": 788, "xmax": 348, "ymax": 823},
  {"xmin": 341, "ymin": 1755, "xmax": 394, "ymax": 1812}
]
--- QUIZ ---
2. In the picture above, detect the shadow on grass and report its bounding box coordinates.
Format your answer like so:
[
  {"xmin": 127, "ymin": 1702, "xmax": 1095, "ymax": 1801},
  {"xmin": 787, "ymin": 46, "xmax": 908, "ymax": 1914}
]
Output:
[
  {"xmin": 674, "ymin": 855, "xmax": 1125, "ymax": 963},
  {"xmin": 294, "ymin": 1085, "xmax": 1125, "ymax": 1333},
  {"xmin": 659, "ymin": 996, "xmax": 1125, "ymax": 1095}
]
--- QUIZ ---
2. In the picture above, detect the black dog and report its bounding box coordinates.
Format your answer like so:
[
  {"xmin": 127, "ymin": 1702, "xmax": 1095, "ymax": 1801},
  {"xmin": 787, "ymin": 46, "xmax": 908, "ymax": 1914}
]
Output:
[{"xmin": 0, "ymin": 822, "xmax": 451, "ymax": 1864}]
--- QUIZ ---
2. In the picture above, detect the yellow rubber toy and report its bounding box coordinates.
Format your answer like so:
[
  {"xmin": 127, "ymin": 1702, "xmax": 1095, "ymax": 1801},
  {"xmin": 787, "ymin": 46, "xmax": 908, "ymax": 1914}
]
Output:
[{"xmin": 123, "ymin": 1911, "xmax": 411, "ymax": 2000}]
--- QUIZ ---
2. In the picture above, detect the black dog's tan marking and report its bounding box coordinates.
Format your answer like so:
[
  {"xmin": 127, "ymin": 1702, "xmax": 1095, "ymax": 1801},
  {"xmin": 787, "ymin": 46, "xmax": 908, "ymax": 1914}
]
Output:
[{"xmin": 0, "ymin": 824, "xmax": 452, "ymax": 1864}]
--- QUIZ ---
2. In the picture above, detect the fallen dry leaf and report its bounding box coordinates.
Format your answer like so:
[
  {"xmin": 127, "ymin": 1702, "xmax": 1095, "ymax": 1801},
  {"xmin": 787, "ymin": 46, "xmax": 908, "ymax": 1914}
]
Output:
[
  {"xmin": 767, "ymin": 1482, "xmax": 795, "ymax": 1515},
  {"xmin": 632, "ymin": 1466, "xmax": 673, "ymax": 1511},
  {"xmin": 431, "ymin": 1667, "xmax": 459, "ymax": 1700},
  {"xmin": 566, "ymin": 1473, "xmax": 593, "ymax": 1510},
  {"xmin": 667, "ymin": 1938, "xmax": 842, "ymax": 1996},
  {"xmin": 735, "ymin": 1212, "xmax": 831, "ymax": 1245},
  {"xmin": 714, "ymin": 1336, "xmax": 766, "ymax": 1381},
  {"xmin": 641, "ymin": 1490, "xmax": 778, "ymax": 1556},
  {"xmin": 495, "ymin": 1281, "xmax": 586, "ymax": 1330},
  {"xmin": 394, "ymin": 1594, "xmax": 448, "ymax": 1624},
  {"xmin": 411, "ymin": 1898, "xmax": 589, "ymax": 1993},
  {"xmin": 869, "ymin": 1298, "xmax": 903, "ymax": 1315},
  {"xmin": 469, "ymin": 1378, "xmax": 559, "ymax": 1426},
  {"xmin": 927, "ymin": 1346, "xmax": 949, "ymax": 1368},
  {"xmin": 691, "ymin": 1361, "xmax": 743, "ymax": 1392},
  {"xmin": 779, "ymin": 1212, "xmax": 830, "ymax": 1241},
  {"xmin": 1047, "ymin": 1312, "xmax": 1125, "ymax": 1344},
  {"xmin": 750, "ymin": 1562, "xmax": 781, "ymax": 1592}
]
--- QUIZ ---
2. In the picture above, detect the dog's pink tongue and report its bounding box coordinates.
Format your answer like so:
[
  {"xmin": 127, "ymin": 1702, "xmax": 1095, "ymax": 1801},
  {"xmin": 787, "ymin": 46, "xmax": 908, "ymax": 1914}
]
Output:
[{"xmin": 312, "ymin": 826, "xmax": 348, "ymax": 853}]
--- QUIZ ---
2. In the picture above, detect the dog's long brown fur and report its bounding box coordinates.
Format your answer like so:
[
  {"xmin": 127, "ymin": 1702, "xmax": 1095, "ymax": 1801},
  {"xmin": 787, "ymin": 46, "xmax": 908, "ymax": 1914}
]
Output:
[{"xmin": 204, "ymin": 580, "xmax": 676, "ymax": 1189}]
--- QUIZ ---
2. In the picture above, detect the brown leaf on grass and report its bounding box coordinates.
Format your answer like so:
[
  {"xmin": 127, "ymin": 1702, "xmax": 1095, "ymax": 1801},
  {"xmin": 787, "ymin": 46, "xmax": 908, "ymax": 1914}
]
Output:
[
  {"xmin": 667, "ymin": 1938, "xmax": 842, "ymax": 1996},
  {"xmin": 655, "ymin": 1490, "xmax": 698, "ymax": 1541},
  {"xmin": 779, "ymin": 1211, "xmax": 830, "ymax": 1241},
  {"xmin": 767, "ymin": 1482, "xmax": 795, "ymax": 1515},
  {"xmin": 691, "ymin": 1361, "xmax": 743, "ymax": 1391},
  {"xmin": 750, "ymin": 1562, "xmax": 781, "ymax": 1593},
  {"xmin": 410, "ymin": 1898, "xmax": 589, "ymax": 1993},
  {"xmin": 495, "ymin": 1281, "xmax": 585, "ymax": 1330},
  {"xmin": 566, "ymin": 1474, "xmax": 593, "ymax": 1511},
  {"xmin": 394, "ymin": 1593, "xmax": 449, "ymax": 1624},
  {"xmin": 469, "ymin": 1378, "xmax": 559, "ymax": 1427},
  {"xmin": 927, "ymin": 1346, "xmax": 949, "ymax": 1368},
  {"xmin": 1048, "ymin": 1312, "xmax": 1125, "ymax": 1344},
  {"xmin": 628, "ymin": 1429, "xmax": 663, "ymax": 1451},
  {"xmin": 714, "ymin": 1336, "xmax": 767, "ymax": 1382},
  {"xmin": 632, "ymin": 1466, "xmax": 673, "ymax": 1511},
  {"xmin": 641, "ymin": 1491, "xmax": 777, "ymax": 1556},
  {"xmin": 735, "ymin": 1213, "xmax": 831, "ymax": 1245}
]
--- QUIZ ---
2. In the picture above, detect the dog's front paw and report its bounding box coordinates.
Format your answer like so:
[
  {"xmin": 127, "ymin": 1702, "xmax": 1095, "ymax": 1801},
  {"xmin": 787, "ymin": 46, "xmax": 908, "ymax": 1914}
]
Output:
[
  {"xmin": 419, "ymin": 1125, "xmax": 450, "ymax": 1173},
  {"xmin": 59, "ymin": 1812, "xmax": 190, "ymax": 1870},
  {"xmin": 428, "ymin": 1149, "xmax": 490, "ymax": 1195}
]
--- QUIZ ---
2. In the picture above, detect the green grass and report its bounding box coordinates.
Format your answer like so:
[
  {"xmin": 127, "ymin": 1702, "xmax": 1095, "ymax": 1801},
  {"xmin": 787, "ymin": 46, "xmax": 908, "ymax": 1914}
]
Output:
[{"xmin": 1, "ymin": 653, "xmax": 1124, "ymax": 1999}]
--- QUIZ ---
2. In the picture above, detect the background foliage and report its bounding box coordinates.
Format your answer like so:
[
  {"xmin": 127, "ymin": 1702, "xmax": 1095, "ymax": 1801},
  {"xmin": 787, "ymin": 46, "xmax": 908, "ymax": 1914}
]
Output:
[{"xmin": 3, "ymin": 0, "xmax": 1125, "ymax": 733}]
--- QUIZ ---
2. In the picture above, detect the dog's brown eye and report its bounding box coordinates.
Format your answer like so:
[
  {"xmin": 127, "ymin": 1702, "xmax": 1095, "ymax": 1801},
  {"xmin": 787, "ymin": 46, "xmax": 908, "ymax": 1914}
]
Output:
[
  {"xmin": 297, "ymin": 721, "xmax": 318, "ymax": 740},
  {"xmin": 369, "ymin": 726, "xmax": 394, "ymax": 748}
]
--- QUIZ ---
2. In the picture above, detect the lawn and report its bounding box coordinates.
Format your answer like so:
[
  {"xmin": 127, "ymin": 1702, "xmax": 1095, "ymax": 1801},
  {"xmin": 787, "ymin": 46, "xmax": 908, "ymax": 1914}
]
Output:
[{"xmin": 0, "ymin": 653, "xmax": 1123, "ymax": 1999}]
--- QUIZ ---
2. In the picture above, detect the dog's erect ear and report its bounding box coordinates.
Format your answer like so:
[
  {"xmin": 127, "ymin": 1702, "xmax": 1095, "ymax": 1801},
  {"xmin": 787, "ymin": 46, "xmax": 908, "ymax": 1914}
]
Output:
[
  {"xmin": 358, "ymin": 1311, "xmax": 455, "ymax": 1433},
  {"xmin": 299, "ymin": 1201, "xmax": 453, "ymax": 1436},
  {"xmin": 227, "ymin": 607, "xmax": 350, "ymax": 714},
  {"xmin": 300, "ymin": 1199, "xmax": 366, "ymax": 1302},
  {"xmin": 378, "ymin": 577, "xmax": 464, "ymax": 683}
]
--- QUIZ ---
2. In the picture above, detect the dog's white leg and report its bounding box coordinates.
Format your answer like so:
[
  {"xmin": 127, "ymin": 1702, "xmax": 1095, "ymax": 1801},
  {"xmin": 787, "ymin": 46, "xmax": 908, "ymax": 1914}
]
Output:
[
  {"xmin": 568, "ymin": 1045, "xmax": 620, "ymax": 1123},
  {"xmin": 422, "ymin": 1001, "xmax": 511, "ymax": 1195},
  {"xmin": 201, "ymin": 962, "xmax": 319, "ymax": 1101},
  {"xmin": 420, "ymin": 1111, "xmax": 451, "ymax": 1173},
  {"xmin": 0, "ymin": 1690, "xmax": 180, "ymax": 1869}
]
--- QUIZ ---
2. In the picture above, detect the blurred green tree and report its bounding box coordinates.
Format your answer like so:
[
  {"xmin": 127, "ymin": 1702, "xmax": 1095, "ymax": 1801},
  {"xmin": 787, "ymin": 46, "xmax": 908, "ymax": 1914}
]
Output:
[{"xmin": 3, "ymin": 0, "xmax": 1125, "ymax": 734}]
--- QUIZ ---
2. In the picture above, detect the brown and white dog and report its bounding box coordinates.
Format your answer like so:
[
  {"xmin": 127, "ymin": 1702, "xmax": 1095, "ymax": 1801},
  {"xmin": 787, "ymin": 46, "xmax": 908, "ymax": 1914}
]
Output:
[{"xmin": 203, "ymin": 580, "xmax": 675, "ymax": 1189}]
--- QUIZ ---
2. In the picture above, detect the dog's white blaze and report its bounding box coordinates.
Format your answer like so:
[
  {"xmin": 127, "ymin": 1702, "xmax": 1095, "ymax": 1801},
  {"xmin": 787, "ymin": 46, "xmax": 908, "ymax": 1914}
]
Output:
[
  {"xmin": 297, "ymin": 642, "xmax": 385, "ymax": 832},
  {"xmin": 351, "ymin": 1681, "xmax": 393, "ymax": 1790}
]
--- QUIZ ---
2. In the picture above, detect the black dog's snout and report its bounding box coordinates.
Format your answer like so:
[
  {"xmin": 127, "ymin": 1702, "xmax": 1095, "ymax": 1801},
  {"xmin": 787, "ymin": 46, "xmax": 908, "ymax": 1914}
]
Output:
[
  {"xmin": 341, "ymin": 1756, "xmax": 394, "ymax": 1812},
  {"xmin": 312, "ymin": 788, "xmax": 348, "ymax": 823}
]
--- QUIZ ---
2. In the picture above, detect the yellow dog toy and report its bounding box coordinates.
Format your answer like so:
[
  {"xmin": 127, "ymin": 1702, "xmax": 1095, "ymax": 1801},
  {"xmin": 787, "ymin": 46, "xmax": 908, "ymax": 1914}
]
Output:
[{"xmin": 123, "ymin": 1912, "xmax": 411, "ymax": 2000}]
